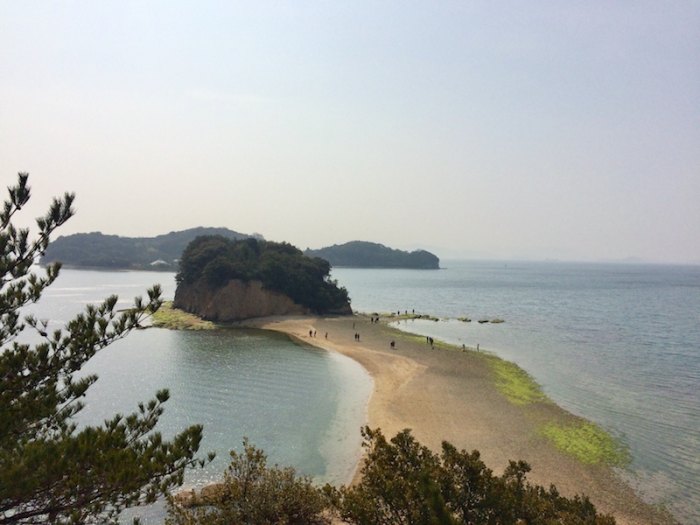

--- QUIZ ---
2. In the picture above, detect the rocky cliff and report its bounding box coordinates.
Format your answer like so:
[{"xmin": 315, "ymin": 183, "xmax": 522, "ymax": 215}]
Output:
[{"xmin": 174, "ymin": 279, "xmax": 314, "ymax": 321}]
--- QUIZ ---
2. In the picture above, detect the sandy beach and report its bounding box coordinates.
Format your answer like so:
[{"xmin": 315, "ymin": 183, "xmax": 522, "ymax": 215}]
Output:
[{"xmin": 251, "ymin": 313, "xmax": 676, "ymax": 525}]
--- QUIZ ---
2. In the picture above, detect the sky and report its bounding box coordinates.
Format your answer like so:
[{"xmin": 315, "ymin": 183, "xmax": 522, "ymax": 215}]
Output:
[{"xmin": 1, "ymin": 1, "xmax": 698, "ymax": 264}]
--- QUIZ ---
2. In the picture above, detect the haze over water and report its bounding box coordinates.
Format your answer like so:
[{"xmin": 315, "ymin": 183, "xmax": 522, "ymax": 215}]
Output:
[{"xmin": 333, "ymin": 260, "xmax": 700, "ymax": 524}]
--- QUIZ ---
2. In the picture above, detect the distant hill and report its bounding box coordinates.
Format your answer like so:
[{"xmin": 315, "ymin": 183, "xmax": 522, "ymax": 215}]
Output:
[
  {"xmin": 41, "ymin": 227, "xmax": 262, "ymax": 271},
  {"xmin": 305, "ymin": 241, "xmax": 440, "ymax": 269}
]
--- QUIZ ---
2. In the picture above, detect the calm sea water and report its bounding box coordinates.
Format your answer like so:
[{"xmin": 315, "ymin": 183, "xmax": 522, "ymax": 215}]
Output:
[
  {"xmin": 332, "ymin": 260, "xmax": 700, "ymax": 524},
  {"xmin": 24, "ymin": 269, "xmax": 371, "ymax": 522}
]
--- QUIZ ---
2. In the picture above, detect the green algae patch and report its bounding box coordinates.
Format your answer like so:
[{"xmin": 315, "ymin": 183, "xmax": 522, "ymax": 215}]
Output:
[
  {"xmin": 394, "ymin": 331, "xmax": 444, "ymax": 348},
  {"xmin": 395, "ymin": 331, "xmax": 429, "ymax": 345},
  {"xmin": 151, "ymin": 301, "xmax": 216, "ymax": 330},
  {"xmin": 486, "ymin": 356, "xmax": 546, "ymax": 405},
  {"xmin": 542, "ymin": 421, "xmax": 631, "ymax": 466},
  {"xmin": 392, "ymin": 330, "xmax": 453, "ymax": 350}
]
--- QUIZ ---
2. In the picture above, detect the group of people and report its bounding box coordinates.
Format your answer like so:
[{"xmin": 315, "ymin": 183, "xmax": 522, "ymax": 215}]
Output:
[{"xmin": 306, "ymin": 316, "xmax": 477, "ymax": 354}]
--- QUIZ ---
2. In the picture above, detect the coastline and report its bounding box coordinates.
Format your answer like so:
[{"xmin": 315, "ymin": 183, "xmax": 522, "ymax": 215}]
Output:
[
  {"xmin": 251, "ymin": 313, "xmax": 676, "ymax": 525},
  {"xmin": 286, "ymin": 333, "xmax": 373, "ymax": 486}
]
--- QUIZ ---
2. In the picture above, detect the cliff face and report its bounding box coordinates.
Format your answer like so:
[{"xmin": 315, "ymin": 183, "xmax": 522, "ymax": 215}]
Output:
[{"xmin": 174, "ymin": 279, "xmax": 311, "ymax": 321}]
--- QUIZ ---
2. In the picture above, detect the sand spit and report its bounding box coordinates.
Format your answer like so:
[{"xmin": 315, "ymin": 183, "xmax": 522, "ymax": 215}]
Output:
[{"xmin": 249, "ymin": 314, "xmax": 676, "ymax": 525}]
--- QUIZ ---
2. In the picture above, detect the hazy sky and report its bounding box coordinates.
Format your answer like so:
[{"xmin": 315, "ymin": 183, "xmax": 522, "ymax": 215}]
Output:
[{"xmin": 1, "ymin": 2, "xmax": 698, "ymax": 263}]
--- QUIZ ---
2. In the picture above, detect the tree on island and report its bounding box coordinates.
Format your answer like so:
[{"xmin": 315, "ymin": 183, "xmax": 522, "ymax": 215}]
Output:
[
  {"xmin": 0, "ymin": 174, "xmax": 210, "ymax": 524},
  {"xmin": 176, "ymin": 235, "xmax": 351, "ymax": 314}
]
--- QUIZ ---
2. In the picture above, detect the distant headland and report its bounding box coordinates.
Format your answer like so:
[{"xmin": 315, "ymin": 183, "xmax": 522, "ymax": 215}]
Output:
[
  {"xmin": 305, "ymin": 241, "xmax": 440, "ymax": 269},
  {"xmin": 41, "ymin": 230, "xmax": 440, "ymax": 271},
  {"xmin": 40, "ymin": 227, "xmax": 262, "ymax": 271}
]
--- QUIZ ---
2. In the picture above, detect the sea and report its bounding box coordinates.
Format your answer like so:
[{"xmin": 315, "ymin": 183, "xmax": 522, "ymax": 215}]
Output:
[
  {"xmin": 21, "ymin": 261, "xmax": 700, "ymax": 524},
  {"xmin": 332, "ymin": 260, "xmax": 700, "ymax": 524}
]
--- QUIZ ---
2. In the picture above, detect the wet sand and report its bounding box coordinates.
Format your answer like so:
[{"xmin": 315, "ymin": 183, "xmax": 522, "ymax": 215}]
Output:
[{"xmin": 251, "ymin": 313, "xmax": 676, "ymax": 525}]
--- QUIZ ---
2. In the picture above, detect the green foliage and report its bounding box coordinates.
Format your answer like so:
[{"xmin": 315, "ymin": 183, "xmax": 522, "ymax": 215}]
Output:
[
  {"xmin": 176, "ymin": 236, "xmax": 351, "ymax": 314},
  {"xmin": 0, "ymin": 174, "xmax": 210, "ymax": 524},
  {"xmin": 166, "ymin": 439, "xmax": 330, "ymax": 525},
  {"xmin": 327, "ymin": 427, "xmax": 451, "ymax": 525},
  {"xmin": 306, "ymin": 241, "xmax": 440, "ymax": 269},
  {"xmin": 166, "ymin": 427, "xmax": 616, "ymax": 525},
  {"xmin": 330, "ymin": 427, "xmax": 616, "ymax": 525}
]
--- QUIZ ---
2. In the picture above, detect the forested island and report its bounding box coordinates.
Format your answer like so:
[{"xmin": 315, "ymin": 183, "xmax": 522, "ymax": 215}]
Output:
[
  {"xmin": 40, "ymin": 227, "xmax": 261, "ymax": 270},
  {"xmin": 174, "ymin": 236, "xmax": 351, "ymax": 320},
  {"xmin": 305, "ymin": 241, "xmax": 439, "ymax": 269}
]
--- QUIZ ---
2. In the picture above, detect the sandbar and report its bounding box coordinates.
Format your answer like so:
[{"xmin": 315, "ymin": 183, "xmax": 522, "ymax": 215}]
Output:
[{"xmin": 250, "ymin": 314, "xmax": 676, "ymax": 525}]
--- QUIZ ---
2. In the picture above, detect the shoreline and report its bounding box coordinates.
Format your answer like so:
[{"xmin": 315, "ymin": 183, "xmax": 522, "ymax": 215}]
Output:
[
  {"xmin": 284, "ymin": 332, "xmax": 373, "ymax": 486},
  {"xmin": 249, "ymin": 313, "xmax": 676, "ymax": 525}
]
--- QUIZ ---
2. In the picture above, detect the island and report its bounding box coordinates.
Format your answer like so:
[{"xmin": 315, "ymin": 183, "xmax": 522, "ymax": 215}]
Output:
[
  {"xmin": 304, "ymin": 241, "xmax": 439, "ymax": 269},
  {"xmin": 173, "ymin": 236, "xmax": 351, "ymax": 321},
  {"xmin": 40, "ymin": 227, "xmax": 261, "ymax": 270}
]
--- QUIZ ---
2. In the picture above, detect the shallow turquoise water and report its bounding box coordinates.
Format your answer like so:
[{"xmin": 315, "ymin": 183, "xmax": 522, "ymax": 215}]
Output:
[
  {"xmin": 332, "ymin": 260, "xmax": 700, "ymax": 524},
  {"xmin": 78, "ymin": 327, "xmax": 368, "ymax": 487},
  {"xmin": 26, "ymin": 268, "xmax": 371, "ymax": 521}
]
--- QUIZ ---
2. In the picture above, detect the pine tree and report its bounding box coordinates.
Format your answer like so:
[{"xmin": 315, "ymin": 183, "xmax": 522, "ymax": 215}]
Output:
[{"xmin": 0, "ymin": 173, "xmax": 208, "ymax": 524}]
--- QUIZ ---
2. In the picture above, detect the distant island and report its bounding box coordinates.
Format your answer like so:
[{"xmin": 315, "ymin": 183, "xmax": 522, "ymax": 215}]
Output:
[
  {"xmin": 174, "ymin": 236, "xmax": 351, "ymax": 320},
  {"xmin": 305, "ymin": 241, "xmax": 439, "ymax": 269},
  {"xmin": 40, "ymin": 227, "xmax": 262, "ymax": 271}
]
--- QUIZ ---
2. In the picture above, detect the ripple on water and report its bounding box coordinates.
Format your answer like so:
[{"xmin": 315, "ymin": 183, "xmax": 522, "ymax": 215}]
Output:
[{"xmin": 76, "ymin": 325, "xmax": 371, "ymax": 523}]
